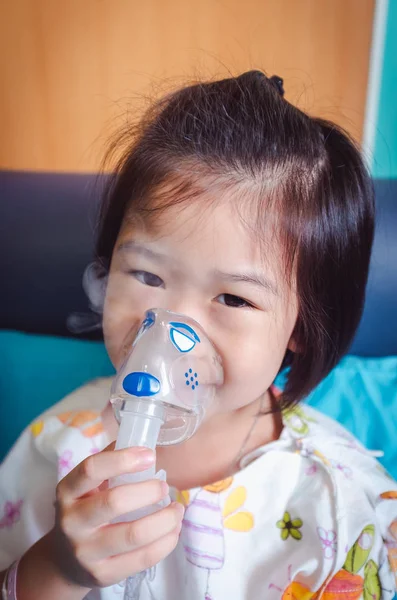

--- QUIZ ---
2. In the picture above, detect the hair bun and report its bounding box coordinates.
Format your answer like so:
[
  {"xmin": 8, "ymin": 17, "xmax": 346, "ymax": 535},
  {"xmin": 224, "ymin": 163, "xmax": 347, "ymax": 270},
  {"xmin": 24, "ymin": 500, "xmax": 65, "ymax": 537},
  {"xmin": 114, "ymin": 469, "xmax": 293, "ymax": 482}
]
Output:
[
  {"xmin": 239, "ymin": 70, "xmax": 285, "ymax": 97},
  {"xmin": 268, "ymin": 75, "xmax": 285, "ymax": 97}
]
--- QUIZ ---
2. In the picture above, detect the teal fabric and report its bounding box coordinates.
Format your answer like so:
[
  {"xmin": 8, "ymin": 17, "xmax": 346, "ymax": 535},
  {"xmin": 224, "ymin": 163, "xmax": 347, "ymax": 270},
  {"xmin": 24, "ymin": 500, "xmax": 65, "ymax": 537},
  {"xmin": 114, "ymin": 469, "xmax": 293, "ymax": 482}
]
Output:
[
  {"xmin": 276, "ymin": 355, "xmax": 397, "ymax": 478},
  {"xmin": 1, "ymin": 332, "xmax": 396, "ymax": 480},
  {"xmin": 0, "ymin": 331, "xmax": 114, "ymax": 460}
]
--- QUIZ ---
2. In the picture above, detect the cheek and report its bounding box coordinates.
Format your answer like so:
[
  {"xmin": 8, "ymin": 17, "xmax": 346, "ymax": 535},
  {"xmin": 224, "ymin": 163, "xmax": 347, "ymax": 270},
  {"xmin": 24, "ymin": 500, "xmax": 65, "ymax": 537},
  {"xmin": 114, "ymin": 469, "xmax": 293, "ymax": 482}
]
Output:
[
  {"xmin": 102, "ymin": 277, "xmax": 146, "ymax": 367},
  {"xmin": 218, "ymin": 313, "xmax": 294, "ymax": 408},
  {"xmin": 223, "ymin": 341, "xmax": 284, "ymax": 406}
]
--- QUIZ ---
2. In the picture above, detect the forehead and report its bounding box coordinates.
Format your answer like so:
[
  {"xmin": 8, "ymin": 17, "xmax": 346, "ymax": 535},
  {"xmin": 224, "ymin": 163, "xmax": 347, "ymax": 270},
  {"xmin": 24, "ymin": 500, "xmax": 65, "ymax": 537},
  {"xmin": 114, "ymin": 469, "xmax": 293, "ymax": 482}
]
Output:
[{"xmin": 118, "ymin": 186, "xmax": 290, "ymax": 294}]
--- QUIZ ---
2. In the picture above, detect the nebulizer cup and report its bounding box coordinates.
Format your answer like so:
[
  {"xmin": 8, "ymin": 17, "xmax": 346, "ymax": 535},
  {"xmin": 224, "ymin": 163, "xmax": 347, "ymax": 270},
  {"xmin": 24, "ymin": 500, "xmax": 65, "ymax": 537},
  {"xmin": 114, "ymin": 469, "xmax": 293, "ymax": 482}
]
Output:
[{"xmin": 109, "ymin": 308, "xmax": 223, "ymax": 599}]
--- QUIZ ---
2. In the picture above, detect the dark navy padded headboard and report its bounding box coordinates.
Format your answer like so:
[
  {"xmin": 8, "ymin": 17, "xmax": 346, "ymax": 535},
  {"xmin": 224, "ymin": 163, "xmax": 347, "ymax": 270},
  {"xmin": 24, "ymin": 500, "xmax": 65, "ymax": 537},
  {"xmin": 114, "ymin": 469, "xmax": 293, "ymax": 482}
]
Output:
[
  {"xmin": 0, "ymin": 171, "xmax": 396, "ymax": 356},
  {"xmin": 0, "ymin": 171, "xmax": 101, "ymax": 339},
  {"xmin": 349, "ymin": 179, "xmax": 397, "ymax": 356}
]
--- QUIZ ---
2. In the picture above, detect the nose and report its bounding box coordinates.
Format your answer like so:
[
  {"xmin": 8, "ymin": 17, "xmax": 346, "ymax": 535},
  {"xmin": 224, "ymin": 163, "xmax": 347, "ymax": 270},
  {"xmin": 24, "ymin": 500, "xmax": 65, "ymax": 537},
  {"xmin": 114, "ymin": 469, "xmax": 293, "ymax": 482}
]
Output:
[
  {"xmin": 164, "ymin": 301, "xmax": 223, "ymax": 361},
  {"xmin": 143, "ymin": 303, "xmax": 223, "ymax": 370},
  {"xmin": 164, "ymin": 299, "xmax": 209, "ymax": 335}
]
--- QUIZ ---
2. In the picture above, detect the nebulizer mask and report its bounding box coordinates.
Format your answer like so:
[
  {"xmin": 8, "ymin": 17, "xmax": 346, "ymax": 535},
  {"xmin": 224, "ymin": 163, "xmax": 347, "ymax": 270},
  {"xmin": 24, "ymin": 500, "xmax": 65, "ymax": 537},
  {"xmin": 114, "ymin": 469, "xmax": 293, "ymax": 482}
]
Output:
[{"xmin": 109, "ymin": 308, "xmax": 223, "ymax": 599}]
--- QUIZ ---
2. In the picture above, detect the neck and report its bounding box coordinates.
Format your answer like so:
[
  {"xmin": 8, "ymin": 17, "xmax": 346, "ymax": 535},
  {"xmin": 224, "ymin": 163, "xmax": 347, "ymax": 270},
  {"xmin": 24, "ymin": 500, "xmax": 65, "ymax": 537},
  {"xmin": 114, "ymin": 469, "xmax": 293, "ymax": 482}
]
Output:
[{"xmin": 101, "ymin": 390, "xmax": 282, "ymax": 491}]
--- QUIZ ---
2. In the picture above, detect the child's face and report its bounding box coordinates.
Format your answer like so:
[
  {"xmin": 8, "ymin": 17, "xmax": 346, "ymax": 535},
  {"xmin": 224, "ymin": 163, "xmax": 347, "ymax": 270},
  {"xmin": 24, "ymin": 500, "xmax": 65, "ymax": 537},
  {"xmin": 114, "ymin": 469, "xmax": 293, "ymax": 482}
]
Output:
[{"xmin": 103, "ymin": 196, "xmax": 298, "ymax": 414}]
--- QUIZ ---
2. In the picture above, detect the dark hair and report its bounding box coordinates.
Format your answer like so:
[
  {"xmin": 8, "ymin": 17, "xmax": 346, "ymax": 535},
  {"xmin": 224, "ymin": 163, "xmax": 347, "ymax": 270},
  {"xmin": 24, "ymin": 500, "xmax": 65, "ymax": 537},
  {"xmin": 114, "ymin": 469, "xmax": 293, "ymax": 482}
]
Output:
[{"xmin": 95, "ymin": 69, "xmax": 375, "ymax": 409}]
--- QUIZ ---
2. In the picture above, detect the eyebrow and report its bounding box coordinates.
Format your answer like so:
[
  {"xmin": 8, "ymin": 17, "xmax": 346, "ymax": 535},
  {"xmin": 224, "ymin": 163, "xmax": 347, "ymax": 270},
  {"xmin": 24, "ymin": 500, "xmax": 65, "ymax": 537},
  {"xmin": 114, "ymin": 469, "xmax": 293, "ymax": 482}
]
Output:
[
  {"xmin": 117, "ymin": 241, "xmax": 174, "ymax": 266},
  {"xmin": 118, "ymin": 241, "xmax": 278, "ymax": 295},
  {"xmin": 214, "ymin": 269, "xmax": 279, "ymax": 296}
]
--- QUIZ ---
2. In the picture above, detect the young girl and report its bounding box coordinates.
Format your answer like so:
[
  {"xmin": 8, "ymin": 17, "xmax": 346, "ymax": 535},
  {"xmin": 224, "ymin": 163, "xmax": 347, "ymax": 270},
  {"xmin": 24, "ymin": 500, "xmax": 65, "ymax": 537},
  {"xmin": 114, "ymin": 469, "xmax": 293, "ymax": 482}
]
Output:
[{"xmin": 1, "ymin": 70, "xmax": 396, "ymax": 600}]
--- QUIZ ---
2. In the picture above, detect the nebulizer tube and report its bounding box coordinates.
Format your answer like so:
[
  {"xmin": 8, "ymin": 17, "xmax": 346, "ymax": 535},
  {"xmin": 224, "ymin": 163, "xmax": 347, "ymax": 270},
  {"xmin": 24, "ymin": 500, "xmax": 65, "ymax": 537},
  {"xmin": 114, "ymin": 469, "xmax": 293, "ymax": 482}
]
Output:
[{"xmin": 109, "ymin": 308, "xmax": 223, "ymax": 600}]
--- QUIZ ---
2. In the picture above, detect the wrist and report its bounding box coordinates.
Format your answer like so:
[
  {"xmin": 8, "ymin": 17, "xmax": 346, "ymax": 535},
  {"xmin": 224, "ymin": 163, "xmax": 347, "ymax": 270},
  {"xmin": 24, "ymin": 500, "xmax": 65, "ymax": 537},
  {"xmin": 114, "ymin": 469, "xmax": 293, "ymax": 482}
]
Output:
[
  {"xmin": 17, "ymin": 531, "xmax": 91, "ymax": 600},
  {"xmin": 2, "ymin": 561, "xmax": 19, "ymax": 600}
]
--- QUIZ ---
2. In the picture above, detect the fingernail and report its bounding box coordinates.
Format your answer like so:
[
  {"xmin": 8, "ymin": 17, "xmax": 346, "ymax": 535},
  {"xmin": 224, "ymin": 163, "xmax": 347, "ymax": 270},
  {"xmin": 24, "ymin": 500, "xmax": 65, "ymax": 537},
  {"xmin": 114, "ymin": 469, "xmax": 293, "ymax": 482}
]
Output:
[
  {"xmin": 161, "ymin": 481, "xmax": 170, "ymax": 496},
  {"xmin": 173, "ymin": 501, "xmax": 185, "ymax": 517},
  {"xmin": 133, "ymin": 448, "xmax": 155, "ymax": 465}
]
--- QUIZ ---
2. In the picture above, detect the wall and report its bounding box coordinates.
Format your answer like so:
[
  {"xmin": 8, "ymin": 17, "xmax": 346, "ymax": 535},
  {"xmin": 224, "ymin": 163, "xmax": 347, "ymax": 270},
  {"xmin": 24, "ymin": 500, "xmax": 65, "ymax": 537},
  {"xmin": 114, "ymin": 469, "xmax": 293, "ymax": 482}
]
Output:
[{"xmin": 0, "ymin": 0, "xmax": 375, "ymax": 173}]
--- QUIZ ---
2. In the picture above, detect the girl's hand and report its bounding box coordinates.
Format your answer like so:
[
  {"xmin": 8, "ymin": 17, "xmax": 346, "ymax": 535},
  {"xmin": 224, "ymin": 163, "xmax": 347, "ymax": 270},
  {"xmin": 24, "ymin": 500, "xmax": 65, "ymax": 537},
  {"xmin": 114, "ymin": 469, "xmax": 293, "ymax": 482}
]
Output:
[{"xmin": 52, "ymin": 443, "xmax": 183, "ymax": 589}]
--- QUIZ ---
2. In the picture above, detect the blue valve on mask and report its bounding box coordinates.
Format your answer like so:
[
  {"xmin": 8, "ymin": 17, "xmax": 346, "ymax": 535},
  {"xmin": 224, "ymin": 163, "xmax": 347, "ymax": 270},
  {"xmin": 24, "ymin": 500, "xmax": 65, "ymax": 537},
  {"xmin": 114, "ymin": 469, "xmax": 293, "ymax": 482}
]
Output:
[{"xmin": 109, "ymin": 309, "xmax": 223, "ymax": 600}]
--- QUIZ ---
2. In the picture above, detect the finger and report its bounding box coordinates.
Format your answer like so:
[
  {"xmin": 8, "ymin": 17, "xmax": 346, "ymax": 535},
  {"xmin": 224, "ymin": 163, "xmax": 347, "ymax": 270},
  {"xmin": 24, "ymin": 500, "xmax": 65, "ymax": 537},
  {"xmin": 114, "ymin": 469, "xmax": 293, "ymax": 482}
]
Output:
[
  {"xmin": 89, "ymin": 528, "xmax": 181, "ymax": 587},
  {"xmin": 72, "ymin": 479, "xmax": 170, "ymax": 530},
  {"xmin": 58, "ymin": 445, "xmax": 155, "ymax": 502},
  {"xmin": 83, "ymin": 502, "xmax": 184, "ymax": 561}
]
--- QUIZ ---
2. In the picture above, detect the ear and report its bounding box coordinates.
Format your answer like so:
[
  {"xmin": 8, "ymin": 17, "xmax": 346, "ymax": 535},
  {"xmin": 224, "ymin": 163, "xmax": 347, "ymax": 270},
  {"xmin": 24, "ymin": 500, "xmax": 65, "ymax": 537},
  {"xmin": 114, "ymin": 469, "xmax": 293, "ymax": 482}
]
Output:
[
  {"xmin": 287, "ymin": 335, "xmax": 299, "ymax": 353},
  {"xmin": 83, "ymin": 261, "xmax": 108, "ymax": 313},
  {"xmin": 287, "ymin": 322, "xmax": 302, "ymax": 353},
  {"xmin": 287, "ymin": 313, "xmax": 303, "ymax": 353}
]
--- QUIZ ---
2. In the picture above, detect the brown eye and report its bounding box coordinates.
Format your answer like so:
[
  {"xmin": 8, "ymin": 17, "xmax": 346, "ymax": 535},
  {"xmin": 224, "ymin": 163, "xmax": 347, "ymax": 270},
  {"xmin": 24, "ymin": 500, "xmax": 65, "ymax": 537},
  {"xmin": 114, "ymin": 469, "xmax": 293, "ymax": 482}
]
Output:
[
  {"xmin": 130, "ymin": 271, "xmax": 165, "ymax": 288},
  {"xmin": 217, "ymin": 294, "xmax": 252, "ymax": 308}
]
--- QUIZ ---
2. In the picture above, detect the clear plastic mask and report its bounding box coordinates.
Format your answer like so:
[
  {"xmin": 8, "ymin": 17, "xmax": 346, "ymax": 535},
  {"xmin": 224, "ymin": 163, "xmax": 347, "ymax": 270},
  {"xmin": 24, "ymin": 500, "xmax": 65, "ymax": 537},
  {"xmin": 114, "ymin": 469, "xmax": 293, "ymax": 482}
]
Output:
[{"xmin": 110, "ymin": 308, "xmax": 224, "ymax": 447}]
